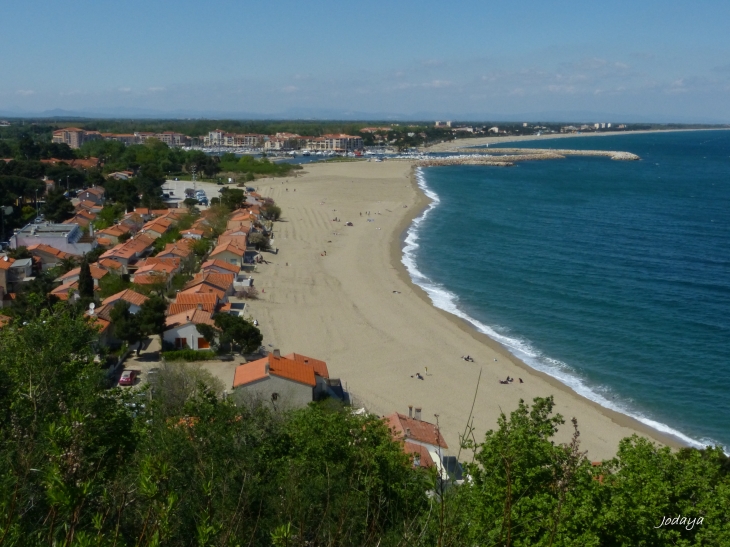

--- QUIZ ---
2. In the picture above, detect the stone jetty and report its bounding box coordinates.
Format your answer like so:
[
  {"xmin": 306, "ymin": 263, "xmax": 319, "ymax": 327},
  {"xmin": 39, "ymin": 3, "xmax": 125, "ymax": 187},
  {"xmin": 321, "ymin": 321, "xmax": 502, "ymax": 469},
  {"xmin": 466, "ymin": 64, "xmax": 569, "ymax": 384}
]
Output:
[{"xmin": 457, "ymin": 147, "xmax": 641, "ymax": 161}]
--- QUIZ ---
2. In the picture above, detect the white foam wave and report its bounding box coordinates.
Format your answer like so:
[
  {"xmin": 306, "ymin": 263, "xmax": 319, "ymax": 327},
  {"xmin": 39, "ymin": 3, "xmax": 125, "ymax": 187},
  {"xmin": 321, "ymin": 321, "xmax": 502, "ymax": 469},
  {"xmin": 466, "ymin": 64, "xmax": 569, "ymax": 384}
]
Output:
[{"xmin": 403, "ymin": 167, "xmax": 724, "ymax": 452}]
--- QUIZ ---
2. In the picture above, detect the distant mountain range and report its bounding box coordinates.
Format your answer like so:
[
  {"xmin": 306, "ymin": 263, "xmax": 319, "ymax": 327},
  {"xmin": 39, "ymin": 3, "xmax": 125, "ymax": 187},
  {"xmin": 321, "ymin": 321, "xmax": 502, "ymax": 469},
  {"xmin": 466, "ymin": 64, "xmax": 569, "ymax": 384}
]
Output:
[{"xmin": 0, "ymin": 106, "xmax": 727, "ymax": 125}]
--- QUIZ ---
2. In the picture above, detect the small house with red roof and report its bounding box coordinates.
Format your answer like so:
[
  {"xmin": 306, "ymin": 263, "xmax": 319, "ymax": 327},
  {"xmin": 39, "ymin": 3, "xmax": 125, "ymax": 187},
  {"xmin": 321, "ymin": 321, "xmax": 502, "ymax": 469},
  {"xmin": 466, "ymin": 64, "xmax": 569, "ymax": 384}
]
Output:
[
  {"xmin": 385, "ymin": 408, "xmax": 455, "ymax": 479},
  {"xmin": 231, "ymin": 350, "xmax": 331, "ymax": 409},
  {"xmin": 163, "ymin": 308, "xmax": 217, "ymax": 350}
]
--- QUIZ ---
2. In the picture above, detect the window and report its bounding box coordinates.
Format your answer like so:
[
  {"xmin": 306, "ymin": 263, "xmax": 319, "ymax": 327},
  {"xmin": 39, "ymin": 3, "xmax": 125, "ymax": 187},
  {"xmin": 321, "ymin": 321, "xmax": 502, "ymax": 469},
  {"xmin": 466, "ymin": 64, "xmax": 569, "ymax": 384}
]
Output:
[{"xmin": 197, "ymin": 337, "xmax": 210, "ymax": 349}]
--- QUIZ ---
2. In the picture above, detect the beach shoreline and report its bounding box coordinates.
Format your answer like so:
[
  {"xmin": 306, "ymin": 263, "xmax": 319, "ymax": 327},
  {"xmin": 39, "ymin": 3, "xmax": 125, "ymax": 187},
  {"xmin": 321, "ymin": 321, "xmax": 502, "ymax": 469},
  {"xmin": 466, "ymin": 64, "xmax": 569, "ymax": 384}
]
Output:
[
  {"xmin": 250, "ymin": 160, "xmax": 687, "ymax": 462},
  {"xmin": 390, "ymin": 164, "xmax": 688, "ymax": 452},
  {"xmin": 425, "ymin": 127, "xmax": 729, "ymax": 152}
]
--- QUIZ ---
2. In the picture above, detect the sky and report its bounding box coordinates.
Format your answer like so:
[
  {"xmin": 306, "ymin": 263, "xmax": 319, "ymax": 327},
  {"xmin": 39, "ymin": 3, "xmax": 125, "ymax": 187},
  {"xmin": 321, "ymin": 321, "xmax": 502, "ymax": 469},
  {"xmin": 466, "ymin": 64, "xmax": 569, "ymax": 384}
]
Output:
[{"xmin": 2, "ymin": 0, "xmax": 730, "ymax": 122}]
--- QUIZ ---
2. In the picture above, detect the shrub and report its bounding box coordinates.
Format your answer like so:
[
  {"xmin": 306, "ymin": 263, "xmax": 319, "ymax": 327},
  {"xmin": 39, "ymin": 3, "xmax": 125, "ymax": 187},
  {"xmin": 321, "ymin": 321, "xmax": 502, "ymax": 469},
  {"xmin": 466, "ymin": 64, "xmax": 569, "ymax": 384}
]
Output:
[{"xmin": 161, "ymin": 349, "xmax": 217, "ymax": 361}]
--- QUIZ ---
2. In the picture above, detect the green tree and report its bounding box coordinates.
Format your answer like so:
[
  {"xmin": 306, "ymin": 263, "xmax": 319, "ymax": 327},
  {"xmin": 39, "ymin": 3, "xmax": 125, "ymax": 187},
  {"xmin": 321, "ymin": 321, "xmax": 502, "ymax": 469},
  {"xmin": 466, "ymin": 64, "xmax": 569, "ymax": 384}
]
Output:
[
  {"xmin": 212, "ymin": 313, "xmax": 262, "ymax": 354},
  {"xmin": 261, "ymin": 203, "xmax": 282, "ymax": 221},
  {"xmin": 41, "ymin": 187, "xmax": 75, "ymax": 223},
  {"xmin": 0, "ymin": 307, "xmax": 136, "ymax": 545},
  {"xmin": 110, "ymin": 300, "xmax": 144, "ymax": 355},
  {"xmin": 77, "ymin": 258, "xmax": 94, "ymax": 299},
  {"xmin": 98, "ymin": 272, "xmax": 131, "ymax": 298},
  {"xmin": 138, "ymin": 294, "xmax": 168, "ymax": 338},
  {"xmin": 248, "ymin": 232, "xmax": 269, "ymax": 251}
]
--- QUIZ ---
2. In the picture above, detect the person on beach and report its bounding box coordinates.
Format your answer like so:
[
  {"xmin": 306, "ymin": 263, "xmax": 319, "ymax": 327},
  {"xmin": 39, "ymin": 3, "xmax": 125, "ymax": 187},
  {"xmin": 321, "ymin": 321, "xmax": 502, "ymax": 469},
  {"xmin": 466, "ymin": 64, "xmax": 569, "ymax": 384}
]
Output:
[{"xmin": 519, "ymin": 378, "xmax": 524, "ymax": 383}]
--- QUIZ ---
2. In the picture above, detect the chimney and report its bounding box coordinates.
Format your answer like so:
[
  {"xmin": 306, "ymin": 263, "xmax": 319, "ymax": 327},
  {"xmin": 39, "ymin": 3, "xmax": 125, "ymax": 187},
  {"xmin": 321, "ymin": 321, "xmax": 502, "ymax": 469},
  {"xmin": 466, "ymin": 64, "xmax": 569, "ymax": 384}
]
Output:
[
  {"xmin": 265, "ymin": 363, "xmax": 270, "ymax": 374},
  {"xmin": 408, "ymin": 405, "xmax": 413, "ymax": 419},
  {"xmin": 414, "ymin": 407, "xmax": 422, "ymax": 421},
  {"xmin": 273, "ymin": 349, "xmax": 280, "ymax": 358},
  {"xmin": 197, "ymin": 303, "xmax": 203, "ymax": 310}
]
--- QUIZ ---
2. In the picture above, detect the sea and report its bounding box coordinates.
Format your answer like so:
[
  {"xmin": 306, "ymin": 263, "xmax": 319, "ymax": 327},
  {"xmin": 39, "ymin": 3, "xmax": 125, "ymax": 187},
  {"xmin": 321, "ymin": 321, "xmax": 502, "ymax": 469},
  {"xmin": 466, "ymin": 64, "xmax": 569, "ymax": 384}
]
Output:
[{"xmin": 403, "ymin": 130, "xmax": 730, "ymax": 450}]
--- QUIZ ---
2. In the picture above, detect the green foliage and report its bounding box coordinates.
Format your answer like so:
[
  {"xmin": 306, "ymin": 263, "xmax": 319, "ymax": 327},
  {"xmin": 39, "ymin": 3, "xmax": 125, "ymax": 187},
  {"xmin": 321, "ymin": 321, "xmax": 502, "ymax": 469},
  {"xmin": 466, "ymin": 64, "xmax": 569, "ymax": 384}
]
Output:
[
  {"xmin": 152, "ymin": 227, "xmax": 181, "ymax": 254},
  {"xmin": 1, "ymin": 308, "xmax": 729, "ymax": 546},
  {"xmin": 7, "ymin": 245, "xmax": 31, "ymax": 259},
  {"xmin": 161, "ymin": 349, "xmax": 217, "ymax": 361},
  {"xmin": 248, "ymin": 232, "xmax": 269, "ymax": 251},
  {"xmin": 77, "ymin": 258, "xmax": 94, "ymax": 299},
  {"xmin": 93, "ymin": 203, "xmax": 125, "ymax": 229},
  {"xmin": 98, "ymin": 272, "xmax": 131, "ymax": 298},
  {"xmin": 191, "ymin": 237, "xmax": 210, "ymax": 257},
  {"xmin": 218, "ymin": 154, "xmax": 300, "ymax": 178},
  {"xmin": 41, "ymin": 187, "xmax": 75, "ymax": 223},
  {"xmin": 138, "ymin": 295, "xmax": 168, "ymax": 337},
  {"xmin": 213, "ymin": 313, "xmax": 262, "ymax": 354},
  {"xmin": 261, "ymin": 203, "xmax": 282, "ymax": 220},
  {"xmin": 219, "ymin": 187, "xmax": 246, "ymax": 209},
  {"xmin": 110, "ymin": 300, "xmax": 143, "ymax": 353}
]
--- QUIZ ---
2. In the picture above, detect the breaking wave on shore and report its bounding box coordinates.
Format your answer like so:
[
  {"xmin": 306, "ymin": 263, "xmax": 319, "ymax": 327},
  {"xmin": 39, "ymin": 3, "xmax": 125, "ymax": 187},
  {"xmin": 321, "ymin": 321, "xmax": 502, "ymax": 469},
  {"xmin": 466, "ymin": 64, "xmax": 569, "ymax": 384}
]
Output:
[{"xmin": 402, "ymin": 167, "xmax": 716, "ymax": 451}]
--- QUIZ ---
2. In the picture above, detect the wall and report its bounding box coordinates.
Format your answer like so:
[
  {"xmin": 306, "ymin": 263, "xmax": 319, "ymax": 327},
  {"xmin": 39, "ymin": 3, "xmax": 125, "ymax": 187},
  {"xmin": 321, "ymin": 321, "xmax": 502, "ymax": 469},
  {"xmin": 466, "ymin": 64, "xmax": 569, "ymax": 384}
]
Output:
[
  {"xmin": 163, "ymin": 322, "xmax": 206, "ymax": 350},
  {"xmin": 232, "ymin": 375, "xmax": 314, "ymax": 410}
]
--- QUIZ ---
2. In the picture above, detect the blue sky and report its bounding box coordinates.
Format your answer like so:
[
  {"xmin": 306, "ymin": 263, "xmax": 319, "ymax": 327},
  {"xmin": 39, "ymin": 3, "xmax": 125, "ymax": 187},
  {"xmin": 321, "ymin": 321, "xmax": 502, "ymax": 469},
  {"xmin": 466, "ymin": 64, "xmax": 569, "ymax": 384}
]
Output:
[{"xmin": 2, "ymin": 0, "xmax": 730, "ymax": 121}]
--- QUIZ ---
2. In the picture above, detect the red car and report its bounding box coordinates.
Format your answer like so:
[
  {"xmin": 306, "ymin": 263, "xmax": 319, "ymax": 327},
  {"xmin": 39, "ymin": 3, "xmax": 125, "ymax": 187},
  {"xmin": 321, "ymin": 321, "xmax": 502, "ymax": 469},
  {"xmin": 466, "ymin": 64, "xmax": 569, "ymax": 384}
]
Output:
[{"xmin": 119, "ymin": 370, "xmax": 138, "ymax": 386}]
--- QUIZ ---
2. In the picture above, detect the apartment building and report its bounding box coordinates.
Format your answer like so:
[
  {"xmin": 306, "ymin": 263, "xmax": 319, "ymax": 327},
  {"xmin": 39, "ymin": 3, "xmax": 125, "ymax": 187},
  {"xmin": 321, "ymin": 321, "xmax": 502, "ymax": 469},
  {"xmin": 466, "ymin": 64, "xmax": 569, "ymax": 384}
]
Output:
[{"xmin": 52, "ymin": 128, "xmax": 102, "ymax": 149}]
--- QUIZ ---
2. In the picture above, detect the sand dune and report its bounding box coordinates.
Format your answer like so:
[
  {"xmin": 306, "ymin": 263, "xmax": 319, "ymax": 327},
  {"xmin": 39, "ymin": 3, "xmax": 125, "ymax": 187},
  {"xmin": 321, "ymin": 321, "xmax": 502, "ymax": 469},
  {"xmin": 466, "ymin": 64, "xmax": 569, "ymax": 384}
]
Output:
[{"xmin": 245, "ymin": 161, "xmax": 678, "ymax": 460}]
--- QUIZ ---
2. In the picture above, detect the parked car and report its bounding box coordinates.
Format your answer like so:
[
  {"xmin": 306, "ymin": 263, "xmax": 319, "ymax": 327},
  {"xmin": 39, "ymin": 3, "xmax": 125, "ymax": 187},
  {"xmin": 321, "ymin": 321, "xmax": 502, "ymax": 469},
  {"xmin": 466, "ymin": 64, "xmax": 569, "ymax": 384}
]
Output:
[{"xmin": 119, "ymin": 369, "xmax": 138, "ymax": 386}]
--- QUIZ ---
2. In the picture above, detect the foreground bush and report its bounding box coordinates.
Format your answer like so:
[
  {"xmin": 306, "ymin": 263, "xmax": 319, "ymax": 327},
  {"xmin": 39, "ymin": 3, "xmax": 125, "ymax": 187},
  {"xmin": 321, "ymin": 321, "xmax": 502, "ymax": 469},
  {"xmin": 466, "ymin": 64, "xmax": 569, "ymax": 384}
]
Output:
[
  {"xmin": 1, "ymin": 307, "xmax": 729, "ymax": 546},
  {"xmin": 161, "ymin": 348, "xmax": 217, "ymax": 361}
]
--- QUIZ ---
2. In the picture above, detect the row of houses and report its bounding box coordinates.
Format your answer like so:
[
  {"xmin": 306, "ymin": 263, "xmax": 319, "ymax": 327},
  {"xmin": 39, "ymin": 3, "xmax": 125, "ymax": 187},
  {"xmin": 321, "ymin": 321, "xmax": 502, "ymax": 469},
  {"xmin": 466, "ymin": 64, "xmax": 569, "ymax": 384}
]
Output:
[
  {"xmin": 201, "ymin": 131, "xmax": 365, "ymax": 152},
  {"xmin": 51, "ymin": 127, "xmax": 365, "ymax": 152}
]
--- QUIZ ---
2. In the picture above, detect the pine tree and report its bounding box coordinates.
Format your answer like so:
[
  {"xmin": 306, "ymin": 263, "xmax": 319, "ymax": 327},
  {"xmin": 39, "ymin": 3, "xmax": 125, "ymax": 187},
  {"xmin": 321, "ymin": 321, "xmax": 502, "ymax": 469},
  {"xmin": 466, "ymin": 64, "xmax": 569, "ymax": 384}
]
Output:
[{"xmin": 77, "ymin": 258, "xmax": 94, "ymax": 299}]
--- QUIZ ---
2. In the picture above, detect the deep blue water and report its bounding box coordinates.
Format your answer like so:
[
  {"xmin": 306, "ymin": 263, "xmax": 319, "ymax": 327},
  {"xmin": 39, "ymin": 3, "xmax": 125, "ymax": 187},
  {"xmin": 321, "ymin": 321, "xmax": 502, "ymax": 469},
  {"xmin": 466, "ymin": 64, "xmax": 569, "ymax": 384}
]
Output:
[{"xmin": 404, "ymin": 130, "xmax": 730, "ymax": 449}]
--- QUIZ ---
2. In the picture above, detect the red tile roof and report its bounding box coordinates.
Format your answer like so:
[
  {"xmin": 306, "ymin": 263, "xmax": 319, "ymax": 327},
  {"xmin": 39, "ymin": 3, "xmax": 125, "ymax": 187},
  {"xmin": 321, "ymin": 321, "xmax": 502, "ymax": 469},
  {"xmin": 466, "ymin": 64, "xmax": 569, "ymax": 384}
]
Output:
[
  {"xmin": 165, "ymin": 308, "xmax": 216, "ymax": 329},
  {"xmin": 201, "ymin": 259, "xmax": 240, "ymax": 273},
  {"xmin": 210, "ymin": 241, "xmax": 246, "ymax": 258},
  {"xmin": 232, "ymin": 360, "xmax": 268, "ymax": 387},
  {"xmin": 403, "ymin": 441, "xmax": 435, "ymax": 468},
  {"xmin": 284, "ymin": 353, "xmax": 329, "ymax": 378},
  {"xmin": 233, "ymin": 352, "xmax": 319, "ymax": 388},
  {"xmin": 102, "ymin": 288, "xmax": 149, "ymax": 308},
  {"xmin": 385, "ymin": 413, "xmax": 448, "ymax": 449},
  {"xmin": 58, "ymin": 264, "xmax": 107, "ymax": 281},
  {"xmin": 27, "ymin": 243, "xmax": 75, "ymax": 260},
  {"xmin": 175, "ymin": 292, "xmax": 219, "ymax": 306},
  {"xmin": 0, "ymin": 257, "xmax": 15, "ymax": 270},
  {"xmin": 166, "ymin": 302, "xmax": 215, "ymax": 315}
]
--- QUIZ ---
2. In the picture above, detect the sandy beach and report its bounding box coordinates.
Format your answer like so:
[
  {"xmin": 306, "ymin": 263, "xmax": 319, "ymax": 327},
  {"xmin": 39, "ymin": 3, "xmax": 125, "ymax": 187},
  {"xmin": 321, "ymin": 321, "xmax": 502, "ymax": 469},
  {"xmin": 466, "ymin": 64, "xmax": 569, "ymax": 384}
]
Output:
[
  {"xmin": 245, "ymin": 160, "xmax": 683, "ymax": 460},
  {"xmin": 426, "ymin": 127, "xmax": 728, "ymax": 152}
]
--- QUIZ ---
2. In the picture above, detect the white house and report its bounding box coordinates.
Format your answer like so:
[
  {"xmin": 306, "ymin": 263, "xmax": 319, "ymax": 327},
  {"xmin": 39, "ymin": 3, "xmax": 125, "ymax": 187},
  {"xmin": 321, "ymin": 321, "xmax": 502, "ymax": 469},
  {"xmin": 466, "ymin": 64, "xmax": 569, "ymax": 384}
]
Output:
[
  {"xmin": 231, "ymin": 350, "xmax": 330, "ymax": 409},
  {"xmin": 163, "ymin": 308, "xmax": 216, "ymax": 350},
  {"xmin": 385, "ymin": 407, "xmax": 450, "ymax": 478}
]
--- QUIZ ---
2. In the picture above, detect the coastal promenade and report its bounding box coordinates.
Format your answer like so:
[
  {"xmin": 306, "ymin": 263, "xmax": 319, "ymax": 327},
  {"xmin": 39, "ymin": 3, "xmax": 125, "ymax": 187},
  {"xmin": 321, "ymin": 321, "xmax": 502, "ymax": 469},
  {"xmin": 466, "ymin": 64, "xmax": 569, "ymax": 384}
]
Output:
[{"xmin": 243, "ymin": 161, "xmax": 680, "ymax": 460}]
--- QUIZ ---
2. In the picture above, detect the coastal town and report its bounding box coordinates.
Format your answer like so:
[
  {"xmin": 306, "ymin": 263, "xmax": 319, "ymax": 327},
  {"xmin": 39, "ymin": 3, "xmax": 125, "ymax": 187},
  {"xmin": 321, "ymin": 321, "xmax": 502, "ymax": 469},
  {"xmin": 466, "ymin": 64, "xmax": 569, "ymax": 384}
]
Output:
[{"xmin": 0, "ymin": 124, "xmax": 463, "ymax": 478}]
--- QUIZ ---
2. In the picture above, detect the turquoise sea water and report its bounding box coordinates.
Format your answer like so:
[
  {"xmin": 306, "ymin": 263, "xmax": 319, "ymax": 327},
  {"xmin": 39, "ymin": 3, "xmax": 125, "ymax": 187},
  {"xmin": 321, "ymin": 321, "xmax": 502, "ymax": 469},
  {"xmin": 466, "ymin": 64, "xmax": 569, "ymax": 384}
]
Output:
[{"xmin": 404, "ymin": 130, "xmax": 730, "ymax": 449}]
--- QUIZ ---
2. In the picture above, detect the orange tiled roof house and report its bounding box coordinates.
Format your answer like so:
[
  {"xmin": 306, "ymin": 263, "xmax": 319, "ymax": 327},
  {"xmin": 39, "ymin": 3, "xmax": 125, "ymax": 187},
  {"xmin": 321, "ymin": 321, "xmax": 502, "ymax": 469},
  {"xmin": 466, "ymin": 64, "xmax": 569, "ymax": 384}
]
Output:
[{"xmin": 231, "ymin": 350, "xmax": 333, "ymax": 409}]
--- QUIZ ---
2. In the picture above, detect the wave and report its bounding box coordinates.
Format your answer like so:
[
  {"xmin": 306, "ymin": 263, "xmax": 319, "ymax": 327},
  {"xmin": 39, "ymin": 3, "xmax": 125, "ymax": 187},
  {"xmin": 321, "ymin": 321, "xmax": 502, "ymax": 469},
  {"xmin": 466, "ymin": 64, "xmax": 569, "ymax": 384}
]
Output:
[{"xmin": 402, "ymin": 167, "xmax": 722, "ymax": 452}]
